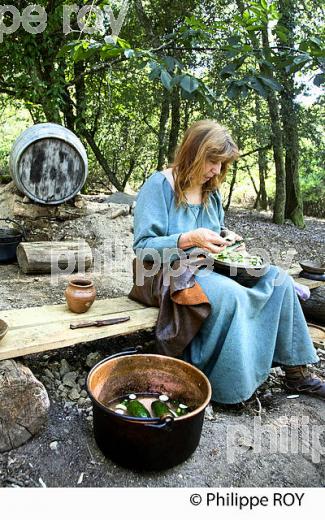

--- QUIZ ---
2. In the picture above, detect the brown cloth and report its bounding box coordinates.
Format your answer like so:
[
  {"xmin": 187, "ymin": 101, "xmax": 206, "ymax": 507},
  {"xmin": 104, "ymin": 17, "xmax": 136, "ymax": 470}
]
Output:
[{"xmin": 128, "ymin": 256, "xmax": 211, "ymax": 357}]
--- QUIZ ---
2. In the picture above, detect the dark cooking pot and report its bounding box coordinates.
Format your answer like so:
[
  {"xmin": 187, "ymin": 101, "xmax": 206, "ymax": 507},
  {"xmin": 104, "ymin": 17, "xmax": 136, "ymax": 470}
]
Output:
[
  {"xmin": 0, "ymin": 218, "xmax": 26, "ymax": 262},
  {"xmin": 87, "ymin": 349, "xmax": 212, "ymax": 471}
]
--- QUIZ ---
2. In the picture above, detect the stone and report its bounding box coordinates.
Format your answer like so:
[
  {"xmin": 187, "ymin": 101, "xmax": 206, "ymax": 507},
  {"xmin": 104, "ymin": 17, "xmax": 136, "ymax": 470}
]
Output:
[
  {"xmin": 59, "ymin": 359, "xmax": 71, "ymax": 377},
  {"xmin": 62, "ymin": 371, "xmax": 78, "ymax": 388},
  {"xmin": 0, "ymin": 360, "xmax": 50, "ymax": 452},
  {"xmin": 68, "ymin": 388, "xmax": 80, "ymax": 401},
  {"xmin": 80, "ymin": 390, "xmax": 88, "ymax": 398},
  {"xmin": 85, "ymin": 352, "xmax": 101, "ymax": 368},
  {"xmin": 44, "ymin": 368, "xmax": 54, "ymax": 379},
  {"xmin": 105, "ymin": 192, "xmax": 136, "ymax": 206},
  {"xmin": 50, "ymin": 441, "xmax": 58, "ymax": 451}
]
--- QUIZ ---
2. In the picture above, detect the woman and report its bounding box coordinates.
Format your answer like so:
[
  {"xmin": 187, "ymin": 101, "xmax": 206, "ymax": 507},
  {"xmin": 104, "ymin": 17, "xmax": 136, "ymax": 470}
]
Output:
[{"xmin": 132, "ymin": 120, "xmax": 324, "ymax": 404}]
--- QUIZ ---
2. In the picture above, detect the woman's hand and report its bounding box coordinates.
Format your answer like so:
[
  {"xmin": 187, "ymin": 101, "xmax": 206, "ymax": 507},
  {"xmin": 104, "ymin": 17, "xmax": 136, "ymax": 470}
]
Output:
[
  {"xmin": 179, "ymin": 228, "xmax": 229, "ymax": 254},
  {"xmin": 221, "ymin": 229, "xmax": 242, "ymax": 242},
  {"xmin": 221, "ymin": 229, "xmax": 246, "ymax": 251}
]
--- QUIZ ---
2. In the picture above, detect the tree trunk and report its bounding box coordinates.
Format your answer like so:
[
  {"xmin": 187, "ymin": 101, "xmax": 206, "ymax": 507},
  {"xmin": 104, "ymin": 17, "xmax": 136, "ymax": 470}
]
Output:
[
  {"xmin": 157, "ymin": 91, "xmax": 170, "ymax": 170},
  {"xmin": 183, "ymin": 100, "xmax": 191, "ymax": 132},
  {"xmin": 225, "ymin": 160, "xmax": 238, "ymax": 210},
  {"xmin": 278, "ymin": 0, "xmax": 305, "ymax": 228},
  {"xmin": 167, "ymin": 88, "xmax": 181, "ymax": 163},
  {"xmin": 235, "ymin": 0, "xmax": 286, "ymax": 224},
  {"xmin": 261, "ymin": 29, "xmax": 286, "ymax": 224},
  {"xmin": 74, "ymin": 62, "xmax": 123, "ymax": 191},
  {"xmin": 255, "ymin": 96, "xmax": 268, "ymax": 210}
]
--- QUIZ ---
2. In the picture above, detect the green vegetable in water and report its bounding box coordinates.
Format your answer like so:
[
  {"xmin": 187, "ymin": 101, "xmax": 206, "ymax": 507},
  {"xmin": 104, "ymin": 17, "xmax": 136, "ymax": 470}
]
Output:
[
  {"xmin": 126, "ymin": 399, "xmax": 151, "ymax": 418},
  {"xmin": 175, "ymin": 403, "xmax": 189, "ymax": 417},
  {"xmin": 151, "ymin": 400, "xmax": 175, "ymax": 419},
  {"xmin": 169, "ymin": 399, "xmax": 190, "ymax": 417}
]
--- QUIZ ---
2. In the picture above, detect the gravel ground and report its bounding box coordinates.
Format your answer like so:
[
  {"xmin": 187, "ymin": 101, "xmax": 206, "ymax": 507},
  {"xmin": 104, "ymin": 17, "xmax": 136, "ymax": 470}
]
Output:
[{"xmin": 0, "ymin": 206, "xmax": 324, "ymax": 487}]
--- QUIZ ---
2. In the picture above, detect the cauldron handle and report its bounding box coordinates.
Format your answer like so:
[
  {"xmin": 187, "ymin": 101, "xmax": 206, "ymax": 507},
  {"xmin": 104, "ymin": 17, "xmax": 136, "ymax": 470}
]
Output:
[
  {"xmin": 144, "ymin": 416, "xmax": 174, "ymax": 432},
  {"xmin": 0, "ymin": 218, "xmax": 27, "ymax": 239},
  {"xmin": 101, "ymin": 345, "xmax": 143, "ymax": 362}
]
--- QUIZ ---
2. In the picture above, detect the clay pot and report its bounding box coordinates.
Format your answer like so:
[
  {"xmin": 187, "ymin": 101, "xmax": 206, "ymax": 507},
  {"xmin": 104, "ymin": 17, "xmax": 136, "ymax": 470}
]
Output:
[{"xmin": 65, "ymin": 278, "xmax": 96, "ymax": 313}]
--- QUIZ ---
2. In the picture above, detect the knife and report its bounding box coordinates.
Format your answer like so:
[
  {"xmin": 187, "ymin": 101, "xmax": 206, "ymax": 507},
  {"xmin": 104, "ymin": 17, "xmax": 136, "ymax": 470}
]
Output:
[{"xmin": 70, "ymin": 316, "xmax": 130, "ymax": 330}]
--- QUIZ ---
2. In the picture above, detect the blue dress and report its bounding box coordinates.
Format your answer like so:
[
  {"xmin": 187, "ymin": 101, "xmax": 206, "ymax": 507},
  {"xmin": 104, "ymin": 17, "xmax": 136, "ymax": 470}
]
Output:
[{"xmin": 133, "ymin": 171, "xmax": 319, "ymax": 404}]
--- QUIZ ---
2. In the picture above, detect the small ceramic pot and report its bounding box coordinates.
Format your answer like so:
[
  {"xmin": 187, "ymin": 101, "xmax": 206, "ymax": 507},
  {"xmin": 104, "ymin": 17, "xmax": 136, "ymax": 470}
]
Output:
[{"xmin": 65, "ymin": 278, "xmax": 96, "ymax": 314}]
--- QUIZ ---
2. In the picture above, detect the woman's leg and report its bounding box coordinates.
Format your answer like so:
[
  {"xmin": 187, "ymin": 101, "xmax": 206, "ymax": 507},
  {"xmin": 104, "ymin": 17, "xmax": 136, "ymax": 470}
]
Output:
[
  {"xmin": 281, "ymin": 365, "xmax": 325, "ymax": 399},
  {"xmin": 188, "ymin": 265, "xmax": 320, "ymax": 404}
]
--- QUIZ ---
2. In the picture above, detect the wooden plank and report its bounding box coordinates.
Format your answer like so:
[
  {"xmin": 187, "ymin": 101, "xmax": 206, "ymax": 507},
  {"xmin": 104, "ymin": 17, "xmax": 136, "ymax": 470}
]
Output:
[
  {"xmin": 0, "ymin": 306, "xmax": 159, "ymax": 361},
  {"xmin": 307, "ymin": 324, "xmax": 325, "ymax": 349},
  {"xmin": 0, "ymin": 296, "xmax": 321, "ymax": 361},
  {"xmin": 0, "ymin": 297, "xmax": 148, "ymax": 329},
  {"xmin": 292, "ymin": 276, "xmax": 323, "ymax": 290},
  {"xmin": 289, "ymin": 266, "xmax": 324, "ymax": 289}
]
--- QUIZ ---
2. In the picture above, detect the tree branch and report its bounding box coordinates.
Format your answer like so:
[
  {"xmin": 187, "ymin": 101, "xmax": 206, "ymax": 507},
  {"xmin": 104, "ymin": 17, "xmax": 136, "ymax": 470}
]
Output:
[{"xmin": 240, "ymin": 143, "xmax": 272, "ymax": 158}]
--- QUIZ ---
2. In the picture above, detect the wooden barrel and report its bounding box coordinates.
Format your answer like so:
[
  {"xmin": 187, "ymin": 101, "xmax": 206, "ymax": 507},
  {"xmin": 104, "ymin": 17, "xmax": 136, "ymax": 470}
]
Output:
[{"xmin": 10, "ymin": 123, "xmax": 88, "ymax": 205}]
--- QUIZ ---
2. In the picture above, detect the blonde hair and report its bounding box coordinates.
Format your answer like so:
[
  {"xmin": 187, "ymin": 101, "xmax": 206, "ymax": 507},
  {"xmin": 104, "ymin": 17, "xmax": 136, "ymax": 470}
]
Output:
[{"xmin": 171, "ymin": 120, "xmax": 239, "ymax": 206}]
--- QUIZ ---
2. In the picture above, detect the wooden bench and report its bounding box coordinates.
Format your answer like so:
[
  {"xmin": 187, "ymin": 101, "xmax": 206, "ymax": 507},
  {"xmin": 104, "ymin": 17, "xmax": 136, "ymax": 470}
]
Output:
[
  {"xmin": 0, "ymin": 271, "xmax": 323, "ymax": 361},
  {"xmin": 0, "ymin": 297, "xmax": 159, "ymax": 361}
]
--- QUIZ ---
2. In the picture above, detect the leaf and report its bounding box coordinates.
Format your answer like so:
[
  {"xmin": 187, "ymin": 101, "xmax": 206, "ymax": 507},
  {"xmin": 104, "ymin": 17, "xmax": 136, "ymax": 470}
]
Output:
[
  {"xmin": 246, "ymin": 24, "xmax": 264, "ymax": 31},
  {"xmin": 284, "ymin": 55, "xmax": 310, "ymax": 74},
  {"xmin": 309, "ymin": 36, "xmax": 322, "ymax": 48},
  {"xmin": 116, "ymin": 37, "xmax": 131, "ymax": 49},
  {"xmin": 124, "ymin": 49, "xmax": 135, "ymax": 59},
  {"xmin": 314, "ymin": 73, "xmax": 325, "ymax": 87},
  {"xmin": 220, "ymin": 57, "xmax": 246, "ymax": 79},
  {"xmin": 228, "ymin": 35, "xmax": 242, "ymax": 46},
  {"xmin": 148, "ymin": 65, "xmax": 161, "ymax": 80},
  {"xmin": 274, "ymin": 24, "xmax": 289, "ymax": 43},
  {"xmin": 100, "ymin": 46, "xmax": 124, "ymax": 59},
  {"xmin": 179, "ymin": 75, "xmax": 200, "ymax": 94},
  {"xmin": 163, "ymin": 56, "xmax": 178, "ymax": 72},
  {"xmin": 160, "ymin": 69, "xmax": 173, "ymax": 91},
  {"xmin": 220, "ymin": 63, "xmax": 239, "ymax": 79},
  {"xmin": 249, "ymin": 77, "xmax": 268, "ymax": 97},
  {"xmin": 226, "ymin": 82, "xmax": 241, "ymax": 100},
  {"xmin": 258, "ymin": 75, "xmax": 282, "ymax": 92}
]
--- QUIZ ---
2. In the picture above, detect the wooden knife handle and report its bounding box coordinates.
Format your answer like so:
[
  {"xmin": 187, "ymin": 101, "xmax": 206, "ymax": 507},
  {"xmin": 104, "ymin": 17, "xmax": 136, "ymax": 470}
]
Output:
[{"xmin": 70, "ymin": 316, "xmax": 130, "ymax": 330}]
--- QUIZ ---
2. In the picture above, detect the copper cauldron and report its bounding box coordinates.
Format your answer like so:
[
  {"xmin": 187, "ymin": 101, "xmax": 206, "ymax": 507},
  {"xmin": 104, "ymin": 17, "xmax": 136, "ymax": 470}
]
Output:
[{"xmin": 87, "ymin": 349, "xmax": 212, "ymax": 470}]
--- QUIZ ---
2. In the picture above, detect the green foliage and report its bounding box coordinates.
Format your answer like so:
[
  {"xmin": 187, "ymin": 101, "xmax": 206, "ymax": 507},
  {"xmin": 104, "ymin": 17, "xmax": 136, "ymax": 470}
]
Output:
[{"xmin": 0, "ymin": 0, "xmax": 323, "ymax": 219}]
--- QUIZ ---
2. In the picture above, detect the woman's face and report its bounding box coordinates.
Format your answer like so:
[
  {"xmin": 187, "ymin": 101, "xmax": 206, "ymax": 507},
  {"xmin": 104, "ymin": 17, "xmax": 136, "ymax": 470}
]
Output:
[{"xmin": 201, "ymin": 160, "xmax": 222, "ymax": 184}]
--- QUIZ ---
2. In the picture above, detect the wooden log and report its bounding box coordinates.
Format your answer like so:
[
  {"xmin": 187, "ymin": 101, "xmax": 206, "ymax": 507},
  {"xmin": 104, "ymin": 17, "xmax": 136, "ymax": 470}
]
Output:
[
  {"xmin": 16, "ymin": 241, "xmax": 93, "ymax": 274},
  {"xmin": 0, "ymin": 360, "xmax": 50, "ymax": 452},
  {"xmin": 300, "ymin": 286, "xmax": 325, "ymax": 325}
]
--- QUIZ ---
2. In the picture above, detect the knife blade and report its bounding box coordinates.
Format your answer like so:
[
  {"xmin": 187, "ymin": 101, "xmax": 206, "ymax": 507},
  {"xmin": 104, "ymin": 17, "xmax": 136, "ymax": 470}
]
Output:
[{"xmin": 70, "ymin": 316, "xmax": 130, "ymax": 330}]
